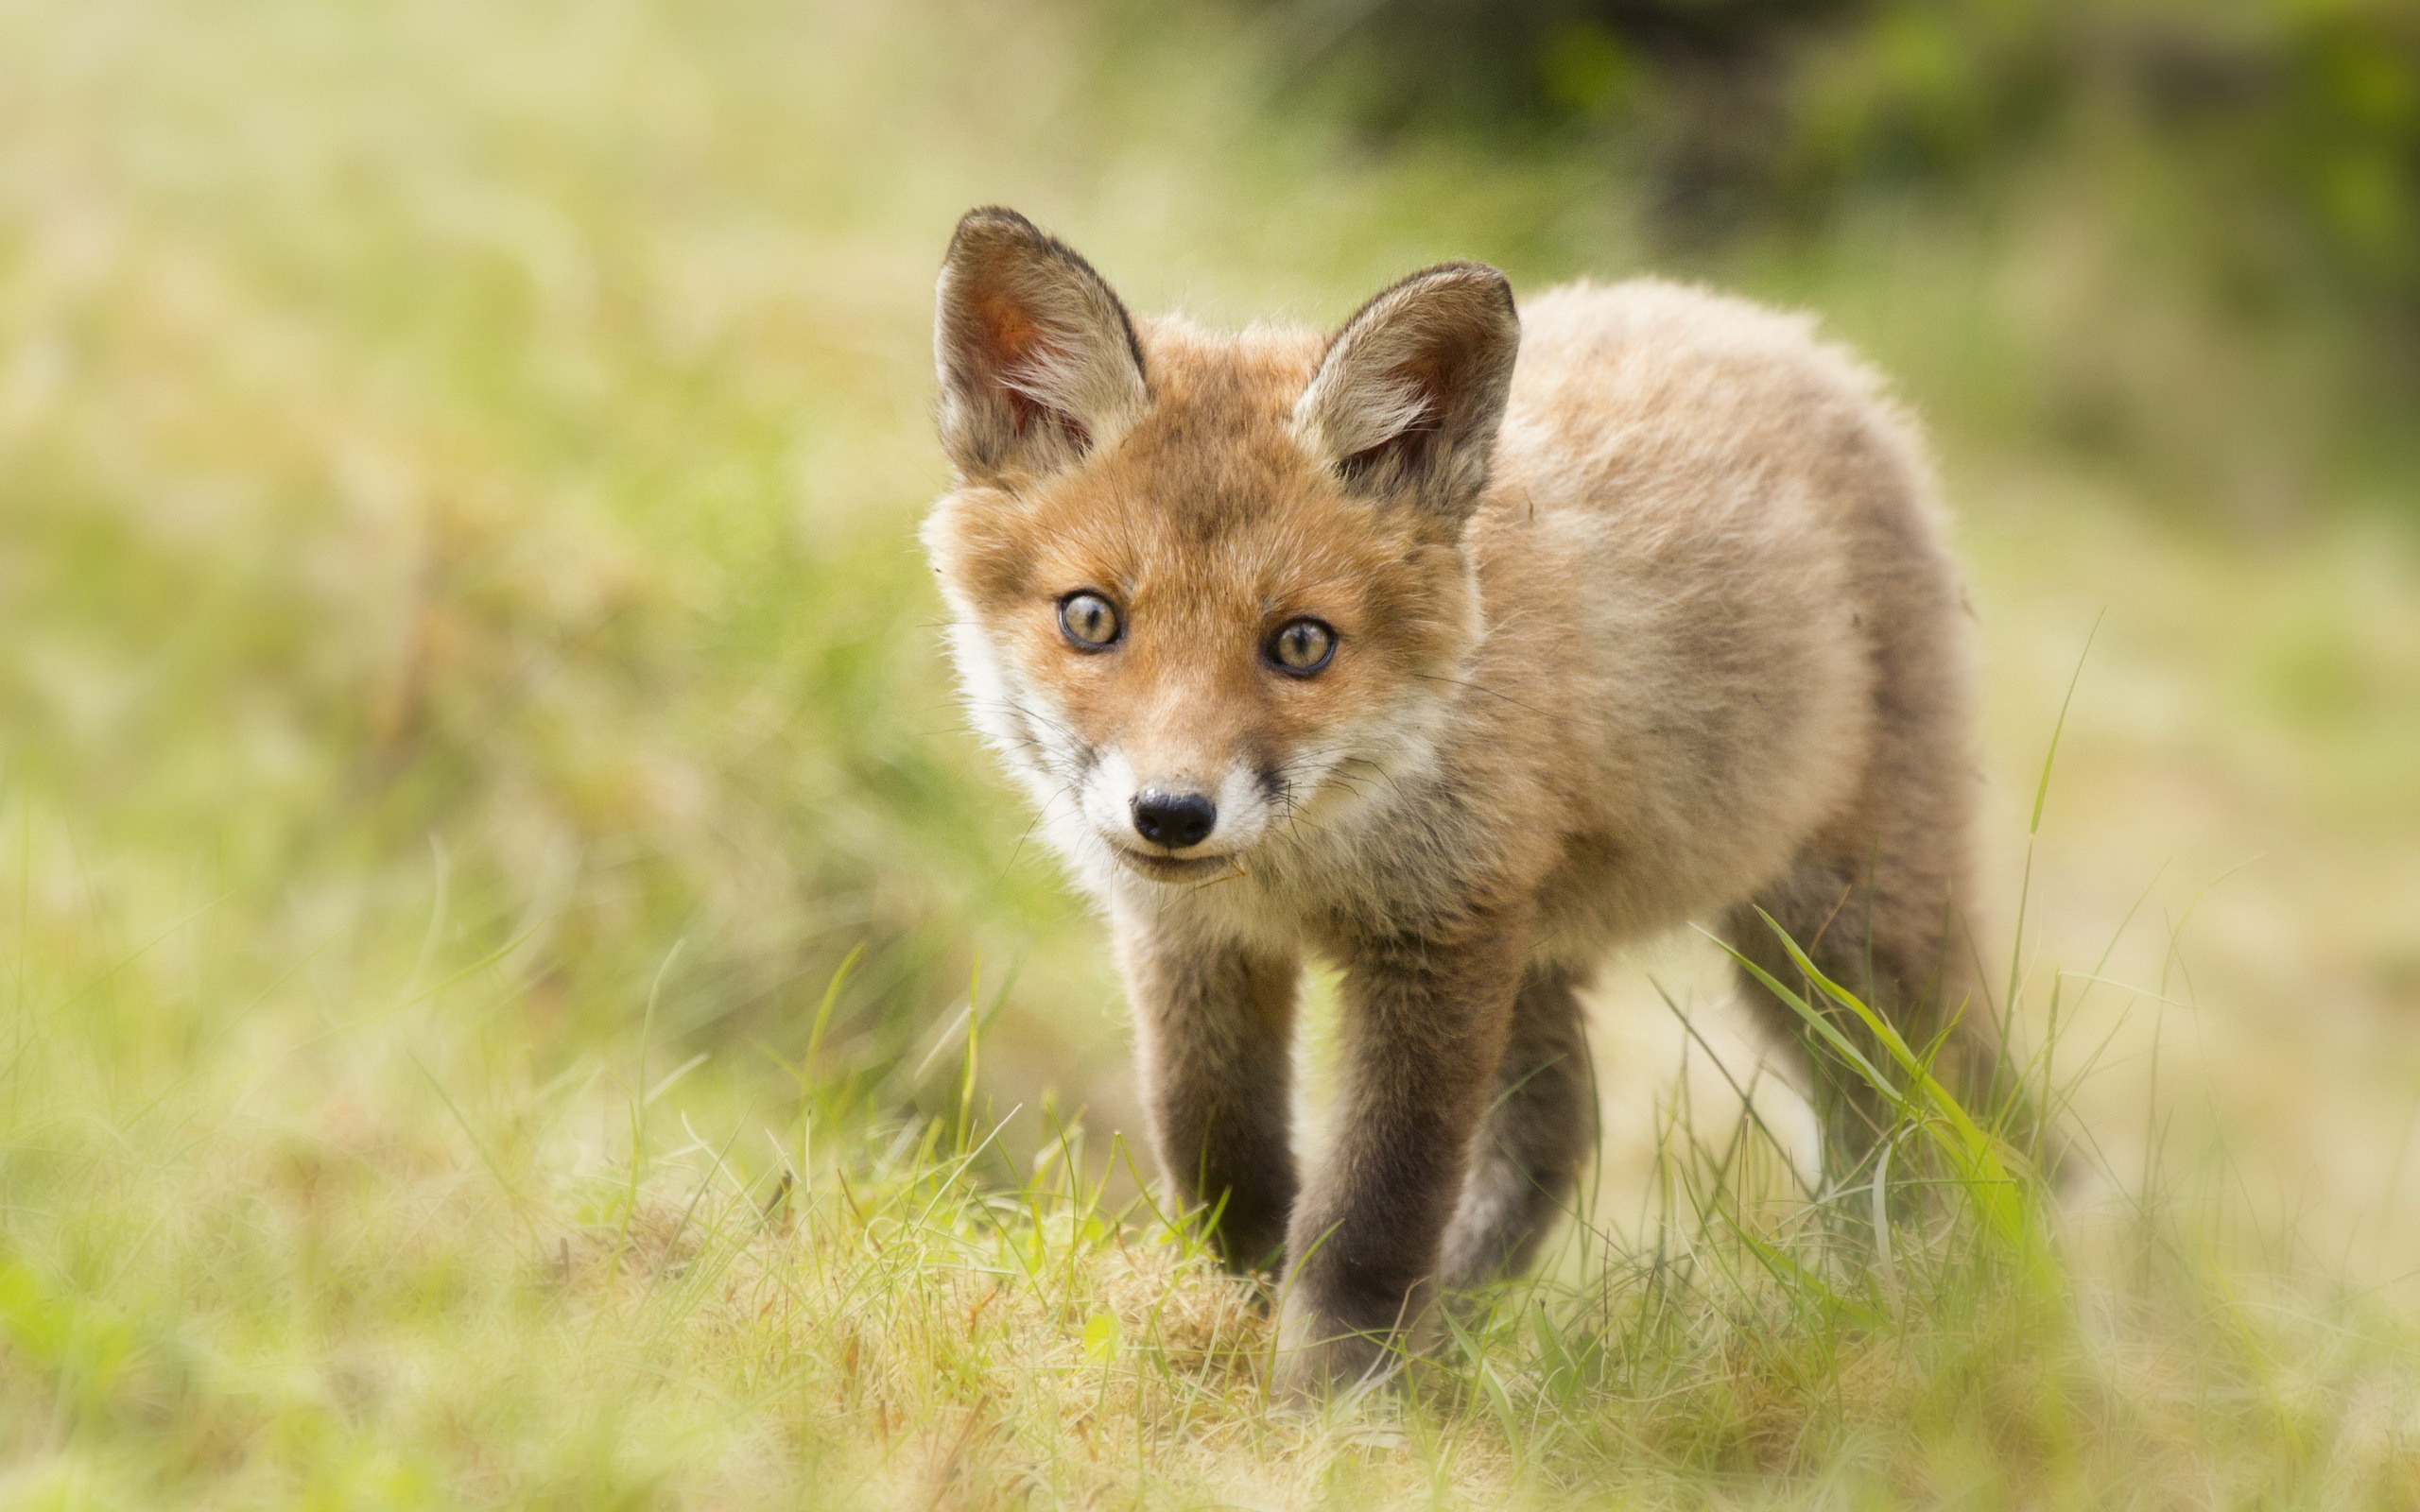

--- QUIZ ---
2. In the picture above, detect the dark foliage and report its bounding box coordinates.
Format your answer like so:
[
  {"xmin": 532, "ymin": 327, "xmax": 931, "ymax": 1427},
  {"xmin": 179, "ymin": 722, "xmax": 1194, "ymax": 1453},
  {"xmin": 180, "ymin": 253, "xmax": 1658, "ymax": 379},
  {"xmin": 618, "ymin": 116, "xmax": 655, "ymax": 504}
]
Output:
[{"xmin": 1251, "ymin": 0, "xmax": 2420, "ymax": 320}]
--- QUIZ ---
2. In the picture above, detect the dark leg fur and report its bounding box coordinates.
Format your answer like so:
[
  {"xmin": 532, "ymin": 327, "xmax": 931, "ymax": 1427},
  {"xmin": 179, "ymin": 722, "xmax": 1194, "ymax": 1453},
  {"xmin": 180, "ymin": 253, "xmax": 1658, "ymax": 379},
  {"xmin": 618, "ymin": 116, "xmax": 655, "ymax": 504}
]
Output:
[
  {"xmin": 1120, "ymin": 936, "xmax": 1301, "ymax": 1274},
  {"xmin": 1727, "ymin": 848, "xmax": 2054, "ymax": 1187},
  {"xmin": 1440, "ymin": 960, "xmax": 1595, "ymax": 1293},
  {"xmin": 1276, "ymin": 922, "xmax": 1526, "ymax": 1393}
]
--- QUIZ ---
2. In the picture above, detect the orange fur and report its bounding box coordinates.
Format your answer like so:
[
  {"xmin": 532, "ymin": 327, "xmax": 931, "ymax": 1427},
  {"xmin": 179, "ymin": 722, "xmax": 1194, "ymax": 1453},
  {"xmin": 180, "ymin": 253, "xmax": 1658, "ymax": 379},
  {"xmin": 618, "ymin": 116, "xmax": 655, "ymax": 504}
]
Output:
[{"xmin": 924, "ymin": 207, "xmax": 2040, "ymax": 1396}]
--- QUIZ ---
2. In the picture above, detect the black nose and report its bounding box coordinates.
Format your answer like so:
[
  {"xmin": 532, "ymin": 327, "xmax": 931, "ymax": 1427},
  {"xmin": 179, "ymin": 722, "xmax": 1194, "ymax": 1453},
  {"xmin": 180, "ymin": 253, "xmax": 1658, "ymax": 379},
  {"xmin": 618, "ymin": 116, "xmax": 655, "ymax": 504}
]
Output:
[{"xmin": 1132, "ymin": 789, "xmax": 1216, "ymax": 850}]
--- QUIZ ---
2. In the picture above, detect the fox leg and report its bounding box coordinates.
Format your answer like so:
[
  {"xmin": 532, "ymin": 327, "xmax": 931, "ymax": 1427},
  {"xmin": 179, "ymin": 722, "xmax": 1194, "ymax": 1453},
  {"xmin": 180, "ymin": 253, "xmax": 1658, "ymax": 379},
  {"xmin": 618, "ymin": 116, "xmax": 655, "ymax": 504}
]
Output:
[
  {"xmin": 1726, "ymin": 844, "xmax": 2053, "ymax": 1187},
  {"xmin": 1275, "ymin": 920, "xmax": 1525, "ymax": 1396},
  {"xmin": 1115, "ymin": 925, "xmax": 1301, "ymax": 1274},
  {"xmin": 1438, "ymin": 959, "xmax": 1594, "ymax": 1294}
]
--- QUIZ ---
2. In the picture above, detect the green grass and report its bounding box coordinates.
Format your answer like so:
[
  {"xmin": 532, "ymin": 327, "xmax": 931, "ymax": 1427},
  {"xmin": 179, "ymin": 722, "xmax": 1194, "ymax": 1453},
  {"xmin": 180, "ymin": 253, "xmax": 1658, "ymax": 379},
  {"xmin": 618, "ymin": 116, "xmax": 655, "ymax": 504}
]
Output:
[
  {"xmin": 12, "ymin": 836, "xmax": 2420, "ymax": 1508},
  {"xmin": 7, "ymin": 0, "xmax": 2420, "ymax": 1504}
]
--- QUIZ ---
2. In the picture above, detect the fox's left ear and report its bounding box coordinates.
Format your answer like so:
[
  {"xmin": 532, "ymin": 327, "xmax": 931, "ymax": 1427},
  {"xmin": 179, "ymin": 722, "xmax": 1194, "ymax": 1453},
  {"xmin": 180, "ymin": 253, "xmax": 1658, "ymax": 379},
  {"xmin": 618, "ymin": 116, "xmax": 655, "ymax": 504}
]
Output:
[
  {"xmin": 1294, "ymin": 262, "xmax": 1518, "ymax": 533},
  {"xmin": 935, "ymin": 207, "xmax": 1150, "ymax": 483}
]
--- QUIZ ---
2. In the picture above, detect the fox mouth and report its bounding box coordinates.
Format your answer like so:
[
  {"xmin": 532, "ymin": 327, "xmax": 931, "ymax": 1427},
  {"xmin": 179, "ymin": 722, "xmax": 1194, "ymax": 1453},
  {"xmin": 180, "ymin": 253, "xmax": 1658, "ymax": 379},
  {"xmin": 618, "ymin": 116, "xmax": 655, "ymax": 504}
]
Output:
[{"xmin": 1109, "ymin": 846, "xmax": 1237, "ymax": 883}]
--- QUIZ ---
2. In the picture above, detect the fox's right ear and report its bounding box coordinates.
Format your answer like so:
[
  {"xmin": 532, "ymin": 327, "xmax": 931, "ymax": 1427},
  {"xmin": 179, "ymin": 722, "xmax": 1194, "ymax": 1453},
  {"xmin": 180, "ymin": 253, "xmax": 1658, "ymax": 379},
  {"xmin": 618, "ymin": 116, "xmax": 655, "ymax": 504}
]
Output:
[{"xmin": 934, "ymin": 207, "xmax": 1149, "ymax": 483}]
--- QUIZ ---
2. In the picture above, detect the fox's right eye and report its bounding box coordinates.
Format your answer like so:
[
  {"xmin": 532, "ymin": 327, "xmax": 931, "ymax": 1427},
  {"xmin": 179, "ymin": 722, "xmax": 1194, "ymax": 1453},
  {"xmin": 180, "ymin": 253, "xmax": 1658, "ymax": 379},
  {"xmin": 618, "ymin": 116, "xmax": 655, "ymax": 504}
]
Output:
[{"xmin": 1058, "ymin": 592, "xmax": 1122, "ymax": 650}]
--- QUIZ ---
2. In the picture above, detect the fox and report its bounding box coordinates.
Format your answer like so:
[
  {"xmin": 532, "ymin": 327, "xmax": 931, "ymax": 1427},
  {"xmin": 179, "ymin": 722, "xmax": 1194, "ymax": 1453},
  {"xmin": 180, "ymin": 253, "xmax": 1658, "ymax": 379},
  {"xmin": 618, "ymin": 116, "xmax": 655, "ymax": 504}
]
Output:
[{"xmin": 921, "ymin": 205, "xmax": 2038, "ymax": 1395}]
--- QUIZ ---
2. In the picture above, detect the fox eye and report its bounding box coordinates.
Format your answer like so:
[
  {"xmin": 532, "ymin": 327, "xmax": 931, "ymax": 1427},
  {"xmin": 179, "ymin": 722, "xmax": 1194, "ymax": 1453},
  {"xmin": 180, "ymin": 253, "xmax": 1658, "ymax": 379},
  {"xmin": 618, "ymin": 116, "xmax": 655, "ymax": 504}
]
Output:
[
  {"xmin": 1058, "ymin": 592, "xmax": 1121, "ymax": 649},
  {"xmin": 1267, "ymin": 618, "xmax": 1337, "ymax": 675}
]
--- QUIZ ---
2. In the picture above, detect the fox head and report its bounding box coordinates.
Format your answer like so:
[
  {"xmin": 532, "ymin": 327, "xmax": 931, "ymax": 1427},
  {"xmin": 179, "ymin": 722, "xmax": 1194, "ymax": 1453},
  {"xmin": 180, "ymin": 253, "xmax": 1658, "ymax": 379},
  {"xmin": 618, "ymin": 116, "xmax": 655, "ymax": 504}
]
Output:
[{"xmin": 922, "ymin": 207, "xmax": 1519, "ymax": 889}]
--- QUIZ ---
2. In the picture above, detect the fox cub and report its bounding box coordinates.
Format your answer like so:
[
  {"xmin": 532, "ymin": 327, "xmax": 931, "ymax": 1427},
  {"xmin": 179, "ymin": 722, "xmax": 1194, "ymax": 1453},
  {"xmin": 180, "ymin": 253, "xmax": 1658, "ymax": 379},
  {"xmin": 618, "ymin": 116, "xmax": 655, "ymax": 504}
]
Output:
[{"xmin": 923, "ymin": 206, "xmax": 2024, "ymax": 1394}]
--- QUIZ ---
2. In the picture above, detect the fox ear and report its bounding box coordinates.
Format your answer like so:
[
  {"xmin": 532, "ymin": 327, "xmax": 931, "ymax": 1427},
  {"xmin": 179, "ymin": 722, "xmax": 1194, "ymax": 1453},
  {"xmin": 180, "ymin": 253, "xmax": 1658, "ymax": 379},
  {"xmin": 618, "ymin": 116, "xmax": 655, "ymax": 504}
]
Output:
[
  {"xmin": 935, "ymin": 207, "xmax": 1149, "ymax": 482},
  {"xmin": 1294, "ymin": 262, "xmax": 1518, "ymax": 531}
]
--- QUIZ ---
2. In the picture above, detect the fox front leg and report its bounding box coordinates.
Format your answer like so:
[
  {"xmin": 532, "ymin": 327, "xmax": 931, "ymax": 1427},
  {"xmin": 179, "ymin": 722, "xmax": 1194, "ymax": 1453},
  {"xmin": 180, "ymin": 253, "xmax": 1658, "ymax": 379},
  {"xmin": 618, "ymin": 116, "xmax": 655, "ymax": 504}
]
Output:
[
  {"xmin": 1115, "ymin": 920, "xmax": 1302, "ymax": 1274},
  {"xmin": 1274, "ymin": 920, "xmax": 1526, "ymax": 1398}
]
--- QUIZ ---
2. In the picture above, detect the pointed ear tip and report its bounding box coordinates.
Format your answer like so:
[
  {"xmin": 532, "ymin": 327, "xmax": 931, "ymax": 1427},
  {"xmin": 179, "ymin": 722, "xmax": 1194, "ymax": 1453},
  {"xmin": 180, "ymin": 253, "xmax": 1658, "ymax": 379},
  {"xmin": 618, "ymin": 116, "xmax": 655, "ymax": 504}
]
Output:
[
  {"xmin": 1352, "ymin": 262, "xmax": 1514, "ymax": 333},
  {"xmin": 1436, "ymin": 258, "xmax": 1510, "ymax": 282},
  {"xmin": 957, "ymin": 204, "xmax": 1034, "ymax": 231},
  {"xmin": 1426, "ymin": 262, "xmax": 1515, "ymax": 309},
  {"xmin": 945, "ymin": 205, "xmax": 1045, "ymax": 259}
]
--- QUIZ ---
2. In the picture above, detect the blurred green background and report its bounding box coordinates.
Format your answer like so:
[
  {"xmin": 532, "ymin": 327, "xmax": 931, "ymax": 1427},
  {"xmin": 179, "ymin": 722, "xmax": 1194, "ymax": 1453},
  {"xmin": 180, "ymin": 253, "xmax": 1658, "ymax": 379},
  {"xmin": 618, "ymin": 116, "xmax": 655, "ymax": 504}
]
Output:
[
  {"xmin": 5, "ymin": 0, "xmax": 2418, "ymax": 1263},
  {"xmin": 1271, "ymin": 0, "xmax": 2420, "ymax": 524}
]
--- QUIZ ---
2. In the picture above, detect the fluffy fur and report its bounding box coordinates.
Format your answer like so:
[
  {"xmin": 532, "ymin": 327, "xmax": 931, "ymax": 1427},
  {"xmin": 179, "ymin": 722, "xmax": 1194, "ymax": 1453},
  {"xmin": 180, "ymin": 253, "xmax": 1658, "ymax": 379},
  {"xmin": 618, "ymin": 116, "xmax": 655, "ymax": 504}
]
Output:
[{"xmin": 922, "ymin": 206, "xmax": 2030, "ymax": 1396}]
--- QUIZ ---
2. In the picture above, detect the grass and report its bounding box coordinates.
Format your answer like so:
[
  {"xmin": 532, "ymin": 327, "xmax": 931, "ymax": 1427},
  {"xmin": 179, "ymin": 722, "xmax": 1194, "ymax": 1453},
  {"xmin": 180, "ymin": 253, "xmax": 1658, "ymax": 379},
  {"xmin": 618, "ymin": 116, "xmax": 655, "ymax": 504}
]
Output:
[
  {"xmin": 6, "ymin": 0, "xmax": 2420, "ymax": 1504},
  {"xmin": 13, "ymin": 833, "xmax": 2420, "ymax": 1508}
]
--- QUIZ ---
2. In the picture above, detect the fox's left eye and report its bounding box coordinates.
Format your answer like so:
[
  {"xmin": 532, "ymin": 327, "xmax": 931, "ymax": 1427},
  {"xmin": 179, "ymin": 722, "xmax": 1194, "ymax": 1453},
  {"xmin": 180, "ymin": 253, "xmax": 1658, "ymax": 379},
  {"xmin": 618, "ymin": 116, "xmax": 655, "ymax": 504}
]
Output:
[
  {"xmin": 1267, "ymin": 618, "xmax": 1337, "ymax": 675},
  {"xmin": 1059, "ymin": 592, "xmax": 1122, "ymax": 649}
]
